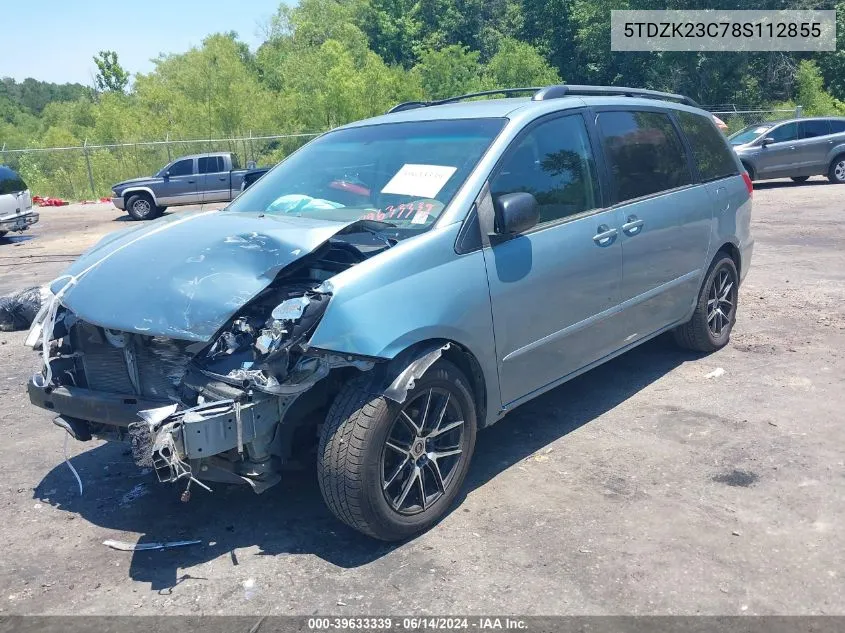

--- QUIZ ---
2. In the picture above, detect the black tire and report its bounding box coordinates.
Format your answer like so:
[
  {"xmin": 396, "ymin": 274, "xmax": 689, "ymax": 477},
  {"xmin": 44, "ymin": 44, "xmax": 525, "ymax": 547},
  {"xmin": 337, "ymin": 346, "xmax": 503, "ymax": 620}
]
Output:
[
  {"xmin": 790, "ymin": 176, "xmax": 809, "ymax": 183},
  {"xmin": 0, "ymin": 231, "xmax": 7, "ymax": 239},
  {"xmin": 828, "ymin": 154, "xmax": 845, "ymax": 184},
  {"xmin": 126, "ymin": 193, "xmax": 161, "ymax": 220},
  {"xmin": 318, "ymin": 359, "xmax": 477, "ymax": 541},
  {"xmin": 741, "ymin": 162, "xmax": 755, "ymax": 181},
  {"xmin": 673, "ymin": 254, "xmax": 739, "ymax": 353}
]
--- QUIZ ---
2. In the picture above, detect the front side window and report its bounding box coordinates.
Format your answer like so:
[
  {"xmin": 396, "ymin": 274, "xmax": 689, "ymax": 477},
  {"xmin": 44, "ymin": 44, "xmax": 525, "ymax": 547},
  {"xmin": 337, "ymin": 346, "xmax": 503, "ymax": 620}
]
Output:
[
  {"xmin": 598, "ymin": 110, "xmax": 692, "ymax": 204},
  {"xmin": 676, "ymin": 111, "xmax": 739, "ymax": 182},
  {"xmin": 801, "ymin": 120, "xmax": 831, "ymax": 138},
  {"xmin": 168, "ymin": 159, "xmax": 194, "ymax": 177},
  {"xmin": 229, "ymin": 119, "xmax": 505, "ymax": 239},
  {"xmin": 768, "ymin": 122, "xmax": 798, "ymax": 143},
  {"xmin": 490, "ymin": 114, "xmax": 600, "ymax": 225},
  {"xmin": 0, "ymin": 166, "xmax": 26, "ymax": 195}
]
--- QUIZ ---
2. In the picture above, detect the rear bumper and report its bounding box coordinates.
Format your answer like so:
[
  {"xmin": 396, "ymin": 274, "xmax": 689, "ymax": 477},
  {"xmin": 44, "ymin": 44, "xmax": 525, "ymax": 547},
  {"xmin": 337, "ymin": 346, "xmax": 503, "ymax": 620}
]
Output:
[
  {"xmin": 111, "ymin": 196, "xmax": 125, "ymax": 210},
  {"xmin": 0, "ymin": 210, "xmax": 39, "ymax": 232}
]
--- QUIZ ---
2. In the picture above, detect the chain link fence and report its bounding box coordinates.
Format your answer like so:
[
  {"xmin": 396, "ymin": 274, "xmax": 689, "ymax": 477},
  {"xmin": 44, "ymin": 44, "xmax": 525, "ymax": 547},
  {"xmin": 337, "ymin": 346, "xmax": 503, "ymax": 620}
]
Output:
[
  {"xmin": 706, "ymin": 106, "xmax": 803, "ymax": 135},
  {"xmin": 0, "ymin": 106, "xmax": 808, "ymax": 200},
  {"xmin": 0, "ymin": 133, "xmax": 320, "ymax": 200}
]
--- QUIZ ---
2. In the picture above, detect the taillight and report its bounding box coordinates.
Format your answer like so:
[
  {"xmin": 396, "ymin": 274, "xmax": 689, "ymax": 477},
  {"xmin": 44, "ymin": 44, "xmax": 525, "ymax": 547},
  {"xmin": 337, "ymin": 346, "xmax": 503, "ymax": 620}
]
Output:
[{"xmin": 742, "ymin": 172, "xmax": 753, "ymax": 196}]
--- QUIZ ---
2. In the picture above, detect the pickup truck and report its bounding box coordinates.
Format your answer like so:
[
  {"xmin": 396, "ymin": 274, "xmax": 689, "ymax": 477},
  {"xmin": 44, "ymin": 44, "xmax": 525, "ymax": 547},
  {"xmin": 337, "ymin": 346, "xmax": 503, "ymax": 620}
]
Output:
[{"xmin": 111, "ymin": 152, "xmax": 268, "ymax": 220}]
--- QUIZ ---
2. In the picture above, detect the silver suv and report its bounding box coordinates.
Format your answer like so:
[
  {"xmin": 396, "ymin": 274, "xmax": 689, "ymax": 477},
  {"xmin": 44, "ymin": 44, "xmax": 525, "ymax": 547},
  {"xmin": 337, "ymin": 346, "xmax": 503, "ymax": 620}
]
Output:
[
  {"xmin": 27, "ymin": 85, "xmax": 752, "ymax": 540},
  {"xmin": 730, "ymin": 117, "xmax": 845, "ymax": 183}
]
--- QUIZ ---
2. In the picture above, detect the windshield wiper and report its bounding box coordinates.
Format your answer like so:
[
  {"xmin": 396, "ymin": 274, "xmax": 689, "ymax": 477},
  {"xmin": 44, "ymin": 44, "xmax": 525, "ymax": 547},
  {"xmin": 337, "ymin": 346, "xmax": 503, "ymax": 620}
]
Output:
[{"xmin": 339, "ymin": 219, "xmax": 399, "ymax": 248}]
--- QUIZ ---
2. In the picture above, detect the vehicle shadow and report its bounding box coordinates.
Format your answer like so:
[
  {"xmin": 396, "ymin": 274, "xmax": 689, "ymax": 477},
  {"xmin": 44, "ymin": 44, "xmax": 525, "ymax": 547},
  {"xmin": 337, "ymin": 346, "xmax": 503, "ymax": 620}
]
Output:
[
  {"xmin": 33, "ymin": 335, "xmax": 693, "ymax": 589},
  {"xmin": 753, "ymin": 179, "xmax": 831, "ymax": 190}
]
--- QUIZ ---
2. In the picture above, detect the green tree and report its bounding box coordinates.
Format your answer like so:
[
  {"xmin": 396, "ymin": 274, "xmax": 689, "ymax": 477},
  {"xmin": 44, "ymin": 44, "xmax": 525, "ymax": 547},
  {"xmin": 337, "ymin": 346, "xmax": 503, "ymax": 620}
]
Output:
[
  {"xmin": 413, "ymin": 45, "xmax": 484, "ymax": 99},
  {"xmin": 93, "ymin": 51, "xmax": 130, "ymax": 94},
  {"xmin": 484, "ymin": 38, "xmax": 560, "ymax": 88}
]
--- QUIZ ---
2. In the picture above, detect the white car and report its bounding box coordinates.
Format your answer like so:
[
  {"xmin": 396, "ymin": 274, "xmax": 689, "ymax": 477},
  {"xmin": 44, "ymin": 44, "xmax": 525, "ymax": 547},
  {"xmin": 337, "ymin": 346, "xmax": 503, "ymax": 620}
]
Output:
[{"xmin": 0, "ymin": 165, "xmax": 38, "ymax": 238}]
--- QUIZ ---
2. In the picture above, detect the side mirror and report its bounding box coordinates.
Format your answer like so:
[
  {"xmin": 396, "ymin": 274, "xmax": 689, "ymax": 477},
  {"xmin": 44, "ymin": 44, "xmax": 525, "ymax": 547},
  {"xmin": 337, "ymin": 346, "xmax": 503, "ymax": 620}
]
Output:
[
  {"xmin": 163, "ymin": 171, "xmax": 171, "ymax": 180},
  {"xmin": 761, "ymin": 137, "xmax": 775, "ymax": 147},
  {"xmin": 493, "ymin": 192, "xmax": 539, "ymax": 235}
]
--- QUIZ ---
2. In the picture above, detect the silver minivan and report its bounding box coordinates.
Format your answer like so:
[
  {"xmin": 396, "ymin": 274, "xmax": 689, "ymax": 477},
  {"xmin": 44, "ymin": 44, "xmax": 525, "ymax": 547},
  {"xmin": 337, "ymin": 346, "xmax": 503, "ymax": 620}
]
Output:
[
  {"xmin": 730, "ymin": 117, "xmax": 845, "ymax": 183},
  {"xmin": 27, "ymin": 85, "xmax": 753, "ymax": 540}
]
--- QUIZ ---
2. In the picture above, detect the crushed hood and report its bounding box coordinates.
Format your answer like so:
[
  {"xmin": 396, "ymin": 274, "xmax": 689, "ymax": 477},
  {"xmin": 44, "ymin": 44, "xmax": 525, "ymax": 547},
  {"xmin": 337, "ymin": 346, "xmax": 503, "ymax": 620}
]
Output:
[{"xmin": 52, "ymin": 210, "xmax": 355, "ymax": 341}]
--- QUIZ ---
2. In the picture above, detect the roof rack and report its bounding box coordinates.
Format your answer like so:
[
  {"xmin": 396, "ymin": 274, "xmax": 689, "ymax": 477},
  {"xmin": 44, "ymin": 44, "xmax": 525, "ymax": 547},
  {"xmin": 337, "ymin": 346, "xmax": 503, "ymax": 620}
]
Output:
[{"xmin": 387, "ymin": 84, "xmax": 700, "ymax": 113}]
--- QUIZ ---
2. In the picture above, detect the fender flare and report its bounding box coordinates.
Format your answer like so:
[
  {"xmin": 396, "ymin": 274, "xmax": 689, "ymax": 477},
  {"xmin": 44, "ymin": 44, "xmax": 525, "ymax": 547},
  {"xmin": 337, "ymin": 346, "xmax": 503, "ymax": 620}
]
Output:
[{"xmin": 121, "ymin": 187, "xmax": 159, "ymax": 206}]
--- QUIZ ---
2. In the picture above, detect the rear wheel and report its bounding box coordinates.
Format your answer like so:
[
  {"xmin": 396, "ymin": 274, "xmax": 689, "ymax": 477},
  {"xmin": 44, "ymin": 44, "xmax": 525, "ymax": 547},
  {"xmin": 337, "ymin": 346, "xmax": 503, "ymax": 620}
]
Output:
[
  {"xmin": 673, "ymin": 254, "xmax": 739, "ymax": 353},
  {"xmin": 318, "ymin": 360, "xmax": 477, "ymax": 541},
  {"xmin": 790, "ymin": 176, "xmax": 809, "ymax": 183},
  {"xmin": 126, "ymin": 194, "xmax": 161, "ymax": 220},
  {"xmin": 828, "ymin": 155, "xmax": 845, "ymax": 183}
]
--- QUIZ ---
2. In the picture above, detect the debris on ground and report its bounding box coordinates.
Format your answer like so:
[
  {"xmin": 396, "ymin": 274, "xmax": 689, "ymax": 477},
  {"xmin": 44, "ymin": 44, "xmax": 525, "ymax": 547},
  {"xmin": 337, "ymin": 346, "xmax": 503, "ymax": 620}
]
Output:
[
  {"xmin": 705, "ymin": 367, "xmax": 726, "ymax": 379},
  {"xmin": 0, "ymin": 287, "xmax": 44, "ymax": 332},
  {"xmin": 102, "ymin": 539, "xmax": 202, "ymax": 552},
  {"xmin": 32, "ymin": 196, "xmax": 69, "ymax": 207}
]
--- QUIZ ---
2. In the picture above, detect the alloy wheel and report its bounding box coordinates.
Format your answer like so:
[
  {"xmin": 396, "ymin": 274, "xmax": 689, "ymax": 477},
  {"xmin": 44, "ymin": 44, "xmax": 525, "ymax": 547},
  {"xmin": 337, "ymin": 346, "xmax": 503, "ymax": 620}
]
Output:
[
  {"xmin": 835, "ymin": 160, "xmax": 845, "ymax": 182},
  {"xmin": 707, "ymin": 268, "xmax": 735, "ymax": 337},
  {"xmin": 381, "ymin": 388, "xmax": 465, "ymax": 515},
  {"xmin": 134, "ymin": 199, "xmax": 151, "ymax": 217}
]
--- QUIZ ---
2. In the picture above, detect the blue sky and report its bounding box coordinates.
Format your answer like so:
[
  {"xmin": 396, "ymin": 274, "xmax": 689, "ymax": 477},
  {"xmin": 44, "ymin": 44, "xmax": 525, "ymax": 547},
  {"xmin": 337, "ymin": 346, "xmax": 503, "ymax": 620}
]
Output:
[{"xmin": 4, "ymin": 0, "xmax": 285, "ymax": 84}]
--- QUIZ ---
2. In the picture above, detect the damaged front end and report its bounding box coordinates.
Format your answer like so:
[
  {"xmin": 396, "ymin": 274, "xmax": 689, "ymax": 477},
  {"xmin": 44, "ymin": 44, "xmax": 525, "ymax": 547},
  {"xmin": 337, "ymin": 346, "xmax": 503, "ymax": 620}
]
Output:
[{"xmin": 27, "ymin": 234, "xmax": 380, "ymax": 496}]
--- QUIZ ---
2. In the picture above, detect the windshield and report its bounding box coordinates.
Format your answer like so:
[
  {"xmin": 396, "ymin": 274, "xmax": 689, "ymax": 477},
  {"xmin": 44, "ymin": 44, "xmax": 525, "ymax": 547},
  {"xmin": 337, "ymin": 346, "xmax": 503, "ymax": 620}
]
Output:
[
  {"xmin": 229, "ymin": 118, "xmax": 505, "ymax": 239},
  {"xmin": 729, "ymin": 124, "xmax": 773, "ymax": 146}
]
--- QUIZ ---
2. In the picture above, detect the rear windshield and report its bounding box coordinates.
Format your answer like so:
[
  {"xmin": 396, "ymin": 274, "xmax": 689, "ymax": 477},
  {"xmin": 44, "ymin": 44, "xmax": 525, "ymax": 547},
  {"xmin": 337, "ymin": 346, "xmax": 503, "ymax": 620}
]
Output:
[
  {"xmin": 229, "ymin": 119, "xmax": 505, "ymax": 239},
  {"xmin": 729, "ymin": 124, "xmax": 772, "ymax": 146},
  {"xmin": 0, "ymin": 166, "xmax": 27, "ymax": 195}
]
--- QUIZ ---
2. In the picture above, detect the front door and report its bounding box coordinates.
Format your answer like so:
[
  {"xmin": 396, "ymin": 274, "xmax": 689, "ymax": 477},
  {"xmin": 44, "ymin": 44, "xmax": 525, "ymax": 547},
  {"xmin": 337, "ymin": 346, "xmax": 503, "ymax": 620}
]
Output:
[
  {"xmin": 483, "ymin": 112, "xmax": 625, "ymax": 406},
  {"xmin": 754, "ymin": 121, "xmax": 799, "ymax": 178},
  {"xmin": 595, "ymin": 109, "xmax": 712, "ymax": 337},
  {"xmin": 158, "ymin": 157, "xmax": 199, "ymax": 205}
]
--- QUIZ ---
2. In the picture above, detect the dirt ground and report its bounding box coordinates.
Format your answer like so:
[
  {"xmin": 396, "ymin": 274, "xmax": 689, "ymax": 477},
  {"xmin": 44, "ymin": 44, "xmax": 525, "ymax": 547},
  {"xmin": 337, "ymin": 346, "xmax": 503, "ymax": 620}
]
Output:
[{"xmin": 0, "ymin": 181, "xmax": 843, "ymax": 616}]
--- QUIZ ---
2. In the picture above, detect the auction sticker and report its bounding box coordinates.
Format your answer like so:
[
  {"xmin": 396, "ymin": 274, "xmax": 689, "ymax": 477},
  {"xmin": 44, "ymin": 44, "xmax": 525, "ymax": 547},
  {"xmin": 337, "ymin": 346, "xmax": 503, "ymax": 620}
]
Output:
[{"xmin": 381, "ymin": 164, "xmax": 457, "ymax": 199}]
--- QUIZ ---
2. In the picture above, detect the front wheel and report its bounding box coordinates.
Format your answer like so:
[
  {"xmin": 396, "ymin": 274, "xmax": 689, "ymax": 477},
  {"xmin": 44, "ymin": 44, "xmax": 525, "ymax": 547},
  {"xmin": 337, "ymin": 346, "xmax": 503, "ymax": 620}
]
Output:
[
  {"xmin": 126, "ymin": 194, "xmax": 161, "ymax": 220},
  {"xmin": 673, "ymin": 254, "xmax": 739, "ymax": 353},
  {"xmin": 318, "ymin": 360, "xmax": 477, "ymax": 541}
]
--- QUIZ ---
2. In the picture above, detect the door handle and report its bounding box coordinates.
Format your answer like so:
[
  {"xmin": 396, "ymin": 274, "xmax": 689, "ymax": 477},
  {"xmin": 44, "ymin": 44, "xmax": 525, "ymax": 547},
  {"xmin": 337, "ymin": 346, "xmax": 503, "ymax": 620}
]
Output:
[
  {"xmin": 622, "ymin": 215, "xmax": 644, "ymax": 236},
  {"xmin": 219, "ymin": 177, "xmax": 226, "ymax": 181},
  {"xmin": 188, "ymin": 180, "xmax": 195, "ymax": 184},
  {"xmin": 593, "ymin": 225, "xmax": 618, "ymax": 246}
]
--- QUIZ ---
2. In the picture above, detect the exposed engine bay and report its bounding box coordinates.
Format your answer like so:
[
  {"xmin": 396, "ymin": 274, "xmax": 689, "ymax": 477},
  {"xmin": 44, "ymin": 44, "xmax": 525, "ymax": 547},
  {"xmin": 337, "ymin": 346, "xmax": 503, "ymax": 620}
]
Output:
[{"xmin": 27, "ymin": 233, "xmax": 390, "ymax": 497}]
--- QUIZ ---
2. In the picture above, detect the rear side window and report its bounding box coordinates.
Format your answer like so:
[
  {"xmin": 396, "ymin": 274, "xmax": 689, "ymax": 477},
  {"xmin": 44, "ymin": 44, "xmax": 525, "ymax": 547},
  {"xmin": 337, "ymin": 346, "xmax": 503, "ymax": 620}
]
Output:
[
  {"xmin": 0, "ymin": 166, "xmax": 27, "ymax": 195},
  {"xmin": 802, "ymin": 120, "xmax": 831, "ymax": 138},
  {"xmin": 597, "ymin": 111, "xmax": 692, "ymax": 203},
  {"xmin": 168, "ymin": 159, "xmax": 194, "ymax": 176},
  {"xmin": 491, "ymin": 114, "xmax": 600, "ymax": 225},
  {"xmin": 829, "ymin": 120, "xmax": 845, "ymax": 134},
  {"xmin": 676, "ymin": 111, "xmax": 739, "ymax": 182},
  {"xmin": 198, "ymin": 156, "xmax": 224, "ymax": 173}
]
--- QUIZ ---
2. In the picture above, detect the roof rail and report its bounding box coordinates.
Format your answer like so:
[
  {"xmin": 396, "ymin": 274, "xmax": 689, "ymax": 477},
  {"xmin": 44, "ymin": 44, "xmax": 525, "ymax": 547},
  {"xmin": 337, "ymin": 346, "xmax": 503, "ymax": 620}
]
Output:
[
  {"xmin": 387, "ymin": 88, "xmax": 541, "ymax": 114},
  {"xmin": 532, "ymin": 84, "xmax": 700, "ymax": 108},
  {"xmin": 386, "ymin": 84, "xmax": 700, "ymax": 114}
]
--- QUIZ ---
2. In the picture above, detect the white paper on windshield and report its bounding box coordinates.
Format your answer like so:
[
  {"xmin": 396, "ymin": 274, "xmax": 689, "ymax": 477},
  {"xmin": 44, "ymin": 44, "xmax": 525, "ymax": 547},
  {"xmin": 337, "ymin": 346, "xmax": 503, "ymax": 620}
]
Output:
[{"xmin": 381, "ymin": 164, "xmax": 457, "ymax": 199}]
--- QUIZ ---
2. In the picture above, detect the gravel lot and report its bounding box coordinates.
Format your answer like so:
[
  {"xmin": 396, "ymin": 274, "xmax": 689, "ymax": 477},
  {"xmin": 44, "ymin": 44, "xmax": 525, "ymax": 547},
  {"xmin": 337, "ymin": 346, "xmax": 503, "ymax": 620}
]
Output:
[{"xmin": 0, "ymin": 180, "xmax": 843, "ymax": 616}]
